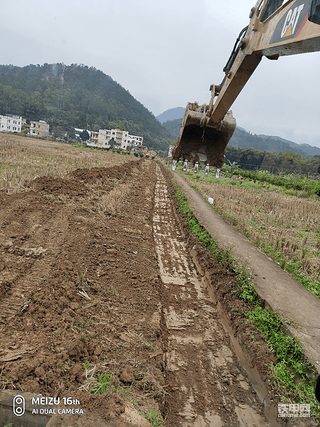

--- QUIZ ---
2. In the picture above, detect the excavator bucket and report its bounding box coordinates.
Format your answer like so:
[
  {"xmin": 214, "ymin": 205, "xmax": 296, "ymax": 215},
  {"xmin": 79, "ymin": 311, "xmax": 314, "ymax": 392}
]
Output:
[{"xmin": 172, "ymin": 103, "xmax": 236, "ymax": 170}]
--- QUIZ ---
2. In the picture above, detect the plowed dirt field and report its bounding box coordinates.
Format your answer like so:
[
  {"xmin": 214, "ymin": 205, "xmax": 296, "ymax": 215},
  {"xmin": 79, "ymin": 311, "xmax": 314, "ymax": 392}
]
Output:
[{"xmin": 0, "ymin": 147, "xmax": 318, "ymax": 426}]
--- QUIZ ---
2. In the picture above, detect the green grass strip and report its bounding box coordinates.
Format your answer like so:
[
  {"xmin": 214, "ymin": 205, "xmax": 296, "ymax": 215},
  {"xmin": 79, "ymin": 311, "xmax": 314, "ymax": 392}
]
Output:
[
  {"xmin": 230, "ymin": 169, "xmax": 320, "ymax": 197},
  {"xmin": 178, "ymin": 163, "xmax": 320, "ymax": 197},
  {"xmin": 174, "ymin": 183, "xmax": 320, "ymax": 419}
]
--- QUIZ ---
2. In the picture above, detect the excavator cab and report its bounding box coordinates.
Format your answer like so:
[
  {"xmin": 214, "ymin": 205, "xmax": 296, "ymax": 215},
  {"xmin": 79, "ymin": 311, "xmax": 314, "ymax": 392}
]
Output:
[
  {"xmin": 259, "ymin": 0, "xmax": 284, "ymax": 21},
  {"xmin": 310, "ymin": 0, "xmax": 320, "ymax": 24}
]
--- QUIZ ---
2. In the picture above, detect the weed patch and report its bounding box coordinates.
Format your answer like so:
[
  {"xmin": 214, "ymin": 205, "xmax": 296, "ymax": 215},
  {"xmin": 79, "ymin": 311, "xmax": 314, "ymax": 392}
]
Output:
[{"xmin": 143, "ymin": 409, "xmax": 166, "ymax": 425}]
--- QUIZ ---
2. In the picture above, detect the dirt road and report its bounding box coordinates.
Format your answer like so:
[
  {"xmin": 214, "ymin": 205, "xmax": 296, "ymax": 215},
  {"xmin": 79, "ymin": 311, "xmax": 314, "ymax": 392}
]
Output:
[
  {"xmin": 153, "ymin": 164, "xmax": 272, "ymax": 426},
  {"xmin": 0, "ymin": 158, "xmax": 317, "ymax": 426}
]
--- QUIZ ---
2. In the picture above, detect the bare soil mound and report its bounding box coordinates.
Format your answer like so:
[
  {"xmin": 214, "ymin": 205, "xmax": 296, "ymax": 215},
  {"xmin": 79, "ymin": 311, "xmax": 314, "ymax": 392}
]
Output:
[{"xmin": 0, "ymin": 159, "xmax": 164, "ymax": 422}]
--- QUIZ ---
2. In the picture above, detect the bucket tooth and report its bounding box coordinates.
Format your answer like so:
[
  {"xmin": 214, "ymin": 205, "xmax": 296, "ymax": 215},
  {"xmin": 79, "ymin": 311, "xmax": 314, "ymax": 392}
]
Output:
[
  {"xmin": 194, "ymin": 162, "xmax": 199, "ymax": 173},
  {"xmin": 183, "ymin": 161, "xmax": 188, "ymax": 171},
  {"xmin": 216, "ymin": 168, "xmax": 220, "ymax": 179},
  {"xmin": 204, "ymin": 165, "xmax": 209, "ymax": 175},
  {"xmin": 172, "ymin": 160, "xmax": 177, "ymax": 172}
]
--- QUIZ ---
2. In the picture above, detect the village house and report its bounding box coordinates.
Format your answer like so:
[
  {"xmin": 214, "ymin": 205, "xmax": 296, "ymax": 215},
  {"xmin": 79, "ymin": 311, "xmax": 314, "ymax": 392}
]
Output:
[
  {"xmin": 30, "ymin": 120, "xmax": 50, "ymax": 138},
  {"xmin": 0, "ymin": 114, "xmax": 22, "ymax": 133}
]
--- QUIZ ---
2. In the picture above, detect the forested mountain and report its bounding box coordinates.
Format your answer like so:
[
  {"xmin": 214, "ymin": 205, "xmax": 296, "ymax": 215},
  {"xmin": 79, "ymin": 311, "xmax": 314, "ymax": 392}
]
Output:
[
  {"xmin": 257, "ymin": 134, "xmax": 320, "ymax": 157},
  {"xmin": 230, "ymin": 128, "xmax": 320, "ymax": 158},
  {"xmin": 162, "ymin": 118, "xmax": 183, "ymax": 139},
  {"xmin": 162, "ymin": 117, "xmax": 320, "ymax": 158},
  {"xmin": 0, "ymin": 63, "xmax": 174, "ymax": 151}
]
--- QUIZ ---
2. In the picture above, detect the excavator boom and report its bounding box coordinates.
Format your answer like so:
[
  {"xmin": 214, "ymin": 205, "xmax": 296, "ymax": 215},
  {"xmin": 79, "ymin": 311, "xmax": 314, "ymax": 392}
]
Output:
[{"xmin": 172, "ymin": 0, "xmax": 320, "ymax": 171}]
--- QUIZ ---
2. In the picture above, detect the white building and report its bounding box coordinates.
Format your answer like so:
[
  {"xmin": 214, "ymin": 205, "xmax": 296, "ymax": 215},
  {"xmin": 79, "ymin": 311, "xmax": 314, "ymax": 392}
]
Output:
[
  {"xmin": 0, "ymin": 114, "xmax": 22, "ymax": 133},
  {"xmin": 87, "ymin": 128, "xmax": 143, "ymax": 150}
]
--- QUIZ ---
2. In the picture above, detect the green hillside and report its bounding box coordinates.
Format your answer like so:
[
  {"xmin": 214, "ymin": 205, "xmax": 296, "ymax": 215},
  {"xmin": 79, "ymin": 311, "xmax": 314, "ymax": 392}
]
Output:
[
  {"xmin": 0, "ymin": 63, "xmax": 174, "ymax": 151},
  {"xmin": 162, "ymin": 118, "xmax": 182, "ymax": 139}
]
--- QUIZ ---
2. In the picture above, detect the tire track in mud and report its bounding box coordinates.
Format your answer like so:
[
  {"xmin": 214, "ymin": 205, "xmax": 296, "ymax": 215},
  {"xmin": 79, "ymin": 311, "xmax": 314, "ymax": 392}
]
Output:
[{"xmin": 153, "ymin": 164, "xmax": 270, "ymax": 426}]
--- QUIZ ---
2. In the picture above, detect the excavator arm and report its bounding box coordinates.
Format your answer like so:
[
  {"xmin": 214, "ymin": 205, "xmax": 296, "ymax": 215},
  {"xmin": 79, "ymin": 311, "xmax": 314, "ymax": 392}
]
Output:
[{"xmin": 172, "ymin": 0, "xmax": 320, "ymax": 173}]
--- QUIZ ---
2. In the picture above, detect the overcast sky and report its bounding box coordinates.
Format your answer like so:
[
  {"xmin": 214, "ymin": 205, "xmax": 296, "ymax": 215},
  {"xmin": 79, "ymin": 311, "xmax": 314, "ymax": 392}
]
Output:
[{"xmin": 2, "ymin": 0, "xmax": 320, "ymax": 147}]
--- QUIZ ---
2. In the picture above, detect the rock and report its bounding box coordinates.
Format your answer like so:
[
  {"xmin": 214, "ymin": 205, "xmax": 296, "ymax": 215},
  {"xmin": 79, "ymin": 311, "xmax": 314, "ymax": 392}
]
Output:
[
  {"xmin": 34, "ymin": 366, "xmax": 46, "ymax": 379},
  {"xmin": 70, "ymin": 302, "xmax": 79, "ymax": 310},
  {"xmin": 94, "ymin": 347, "xmax": 102, "ymax": 356},
  {"xmin": 119, "ymin": 365, "xmax": 134, "ymax": 383},
  {"xmin": 70, "ymin": 363, "xmax": 84, "ymax": 382},
  {"xmin": 65, "ymin": 339, "xmax": 87, "ymax": 361},
  {"xmin": 120, "ymin": 401, "xmax": 150, "ymax": 426}
]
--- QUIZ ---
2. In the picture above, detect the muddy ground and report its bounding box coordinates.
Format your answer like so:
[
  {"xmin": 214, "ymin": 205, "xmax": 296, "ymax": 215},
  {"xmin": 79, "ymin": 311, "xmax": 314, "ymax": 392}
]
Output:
[{"xmin": 0, "ymin": 158, "xmax": 318, "ymax": 426}]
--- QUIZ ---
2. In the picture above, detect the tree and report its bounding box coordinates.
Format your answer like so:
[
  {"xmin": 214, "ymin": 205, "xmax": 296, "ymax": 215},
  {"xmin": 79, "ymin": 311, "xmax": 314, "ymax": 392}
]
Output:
[
  {"xmin": 108, "ymin": 122, "xmax": 126, "ymax": 131},
  {"xmin": 80, "ymin": 130, "xmax": 89, "ymax": 141},
  {"xmin": 108, "ymin": 138, "xmax": 117, "ymax": 149}
]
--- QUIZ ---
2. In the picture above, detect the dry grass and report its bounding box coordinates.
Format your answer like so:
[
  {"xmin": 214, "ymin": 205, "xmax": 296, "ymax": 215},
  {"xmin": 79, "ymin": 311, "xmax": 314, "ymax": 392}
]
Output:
[
  {"xmin": 98, "ymin": 183, "xmax": 132, "ymax": 215},
  {"xmin": 184, "ymin": 174, "xmax": 320, "ymax": 290},
  {"xmin": 0, "ymin": 133, "xmax": 130, "ymax": 194}
]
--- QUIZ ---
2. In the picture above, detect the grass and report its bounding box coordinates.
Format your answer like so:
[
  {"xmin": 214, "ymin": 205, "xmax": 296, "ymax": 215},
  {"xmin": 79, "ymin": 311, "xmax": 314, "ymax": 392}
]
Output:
[
  {"xmin": 107, "ymin": 286, "xmax": 118, "ymax": 295},
  {"xmin": 61, "ymin": 359, "xmax": 75, "ymax": 376},
  {"xmin": 178, "ymin": 166, "xmax": 320, "ymax": 299},
  {"xmin": 227, "ymin": 168, "xmax": 320, "ymax": 197},
  {"xmin": 91, "ymin": 370, "xmax": 114, "ymax": 394},
  {"xmin": 245, "ymin": 307, "xmax": 319, "ymax": 410},
  {"xmin": 143, "ymin": 410, "xmax": 166, "ymax": 426},
  {"xmin": 78, "ymin": 269, "xmax": 88, "ymax": 286},
  {"xmin": 98, "ymin": 182, "xmax": 132, "ymax": 215},
  {"xmin": 81, "ymin": 363, "xmax": 121, "ymax": 395},
  {"xmin": 174, "ymin": 183, "xmax": 320, "ymax": 419}
]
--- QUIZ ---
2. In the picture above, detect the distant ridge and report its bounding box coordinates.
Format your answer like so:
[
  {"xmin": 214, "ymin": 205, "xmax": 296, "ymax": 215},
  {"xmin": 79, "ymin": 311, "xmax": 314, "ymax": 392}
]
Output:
[
  {"xmin": 156, "ymin": 107, "xmax": 185, "ymax": 124},
  {"xmin": 257, "ymin": 134, "xmax": 320, "ymax": 157},
  {"xmin": 230, "ymin": 128, "xmax": 320, "ymax": 157}
]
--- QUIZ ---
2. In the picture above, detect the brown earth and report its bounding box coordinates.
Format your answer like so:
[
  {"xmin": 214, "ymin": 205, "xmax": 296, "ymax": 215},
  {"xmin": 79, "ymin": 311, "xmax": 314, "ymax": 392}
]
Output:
[{"xmin": 0, "ymin": 158, "xmax": 318, "ymax": 426}]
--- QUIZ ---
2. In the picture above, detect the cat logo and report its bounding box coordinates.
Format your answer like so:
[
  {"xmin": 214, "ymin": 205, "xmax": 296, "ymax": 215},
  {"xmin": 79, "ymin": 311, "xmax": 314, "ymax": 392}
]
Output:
[
  {"xmin": 269, "ymin": 0, "xmax": 311, "ymax": 44},
  {"xmin": 281, "ymin": 4, "xmax": 305, "ymax": 37}
]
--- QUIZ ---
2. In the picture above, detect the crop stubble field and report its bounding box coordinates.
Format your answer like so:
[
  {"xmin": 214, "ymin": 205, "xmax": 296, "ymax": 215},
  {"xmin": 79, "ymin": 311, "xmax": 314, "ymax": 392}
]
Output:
[
  {"xmin": 0, "ymin": 134, "xmax": 319, "ymax": 426},
  {"xmin": 179, "ymin": 167, "xmax": 320, "ymax": 299}
]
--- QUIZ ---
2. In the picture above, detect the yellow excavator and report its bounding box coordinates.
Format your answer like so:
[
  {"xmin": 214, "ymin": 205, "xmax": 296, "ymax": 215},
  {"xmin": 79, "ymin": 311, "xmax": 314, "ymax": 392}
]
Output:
[{"xmin": 172, "ymin": 0, "xmax": 320, "ymax": 176}]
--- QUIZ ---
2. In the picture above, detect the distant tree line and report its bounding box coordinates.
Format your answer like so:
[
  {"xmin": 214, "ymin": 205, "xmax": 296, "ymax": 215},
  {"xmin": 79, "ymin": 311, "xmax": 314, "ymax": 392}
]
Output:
[{"xmin": 225, "ymin": 146, "xmax": 320, "ymax": 175}]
